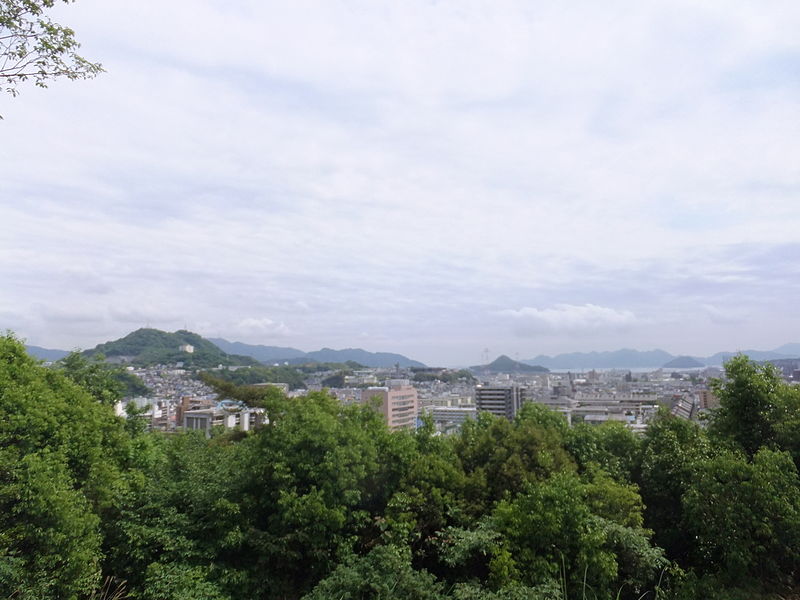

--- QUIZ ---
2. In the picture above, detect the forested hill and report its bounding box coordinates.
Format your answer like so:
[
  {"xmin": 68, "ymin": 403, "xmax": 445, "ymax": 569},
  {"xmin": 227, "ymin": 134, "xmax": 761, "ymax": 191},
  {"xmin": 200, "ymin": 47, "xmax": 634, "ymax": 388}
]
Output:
[{"xmin": 85, "ymin": 328, "xmax": 259, "ymax": 367}]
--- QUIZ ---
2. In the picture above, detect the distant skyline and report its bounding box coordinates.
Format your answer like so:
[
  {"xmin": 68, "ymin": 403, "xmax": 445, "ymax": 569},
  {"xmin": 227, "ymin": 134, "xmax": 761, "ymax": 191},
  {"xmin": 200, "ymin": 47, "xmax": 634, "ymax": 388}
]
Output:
[{"xmin": 2, "ymin": 1, "xmax": 800, "ymax": 366}]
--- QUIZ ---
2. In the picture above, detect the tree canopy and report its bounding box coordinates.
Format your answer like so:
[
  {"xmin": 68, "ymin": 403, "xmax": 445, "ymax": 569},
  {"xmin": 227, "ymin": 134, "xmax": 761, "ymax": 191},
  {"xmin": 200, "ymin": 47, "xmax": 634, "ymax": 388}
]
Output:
[{"xmin": 0, "ymin": 0, "xmax": 102, "ymax": 105}]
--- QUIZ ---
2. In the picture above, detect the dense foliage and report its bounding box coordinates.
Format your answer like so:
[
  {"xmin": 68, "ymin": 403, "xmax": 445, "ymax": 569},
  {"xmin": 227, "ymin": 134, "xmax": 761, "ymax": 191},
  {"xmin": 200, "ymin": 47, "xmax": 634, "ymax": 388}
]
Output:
[
  {"xmin": 204, "ymin": 361, "xmax": 370, "ymax": 391},
  {"xmin": 1, "ymin": 337, "xmax": 799, "ymax": 599},
  {"xmin": 202, "ymin": 365, "xmax": 308, "ymax": 390},
  {"xmin": 58, "ymin": 351, "xmax": 152, "ymax": 400}
]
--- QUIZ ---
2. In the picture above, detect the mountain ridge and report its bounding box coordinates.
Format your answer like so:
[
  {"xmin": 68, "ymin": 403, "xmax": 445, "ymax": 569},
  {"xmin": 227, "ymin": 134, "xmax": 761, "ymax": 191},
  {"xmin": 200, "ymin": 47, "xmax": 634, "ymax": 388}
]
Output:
[
  {"xmin": 209, "ymin": 338, "xmax": 426, "ymax": 368},
  {"xmin": 208, "ymin": 338, "xmax": 307, "ymax": 362},
  {"xmin": 23, "ymin": 334, "xmax": 800, "ymax": 370},
  {"xmin": 523, "ymin": 348, "xmax": 673, "ymax": 370},
  {"xmin": 523, "ymin": 345, "xmax": 800, "ymax": 369},
  {"xmin": 24, "ymin": 345, "xmax": 71, "ymax": 362}
]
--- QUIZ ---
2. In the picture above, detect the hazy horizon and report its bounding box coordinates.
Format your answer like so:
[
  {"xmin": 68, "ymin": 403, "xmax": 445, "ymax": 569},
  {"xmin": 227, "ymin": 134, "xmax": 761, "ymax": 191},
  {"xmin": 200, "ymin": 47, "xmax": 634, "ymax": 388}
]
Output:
[
  {"xmin": 19, "ymin": 326, "xmax": 800, "ymax": 369},
  {"xmin": 3, "ymin": 1, "xmax": 800, "ymax": 366}
]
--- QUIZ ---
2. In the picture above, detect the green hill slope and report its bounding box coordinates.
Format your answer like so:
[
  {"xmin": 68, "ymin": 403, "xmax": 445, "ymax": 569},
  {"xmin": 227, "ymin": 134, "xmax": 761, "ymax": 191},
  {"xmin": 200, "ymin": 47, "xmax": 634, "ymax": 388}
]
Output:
[{"xmin": 85, "ymin": 328, "xmax": 258, "ymax": 368}]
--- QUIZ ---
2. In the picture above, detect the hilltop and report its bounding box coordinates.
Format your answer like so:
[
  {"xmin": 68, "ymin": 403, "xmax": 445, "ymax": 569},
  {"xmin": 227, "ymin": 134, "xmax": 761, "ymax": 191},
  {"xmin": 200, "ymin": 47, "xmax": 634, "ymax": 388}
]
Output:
[
  {"xmin": 663, "ymin": 355, "xmax": 705, "ymax": 369},
  {"xmin": 85, "ymin": 328, "xmax": 259, "ymax": 368},
  {"xmin": 470, "ymin": 354, "xmax": 549, "ymax": 374}
]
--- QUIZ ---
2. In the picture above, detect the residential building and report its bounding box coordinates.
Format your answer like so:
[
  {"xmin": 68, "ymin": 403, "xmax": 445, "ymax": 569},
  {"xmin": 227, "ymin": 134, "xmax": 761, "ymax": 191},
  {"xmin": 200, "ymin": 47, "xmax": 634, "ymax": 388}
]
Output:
[{"xmin": 698, "ymin": 389, "xmax": 719, "ymax": 410}]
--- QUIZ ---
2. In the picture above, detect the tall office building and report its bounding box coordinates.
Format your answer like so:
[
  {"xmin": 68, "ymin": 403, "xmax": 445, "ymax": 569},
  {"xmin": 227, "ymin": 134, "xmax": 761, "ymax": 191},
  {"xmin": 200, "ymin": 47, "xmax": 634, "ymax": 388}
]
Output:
[
  {"xmin": 362, "ymin": 380, "xmax": 419, "ymax": 430},
  {"xmin": 474, "ymin": 385, "xmax": 528, "ymax": 420}
]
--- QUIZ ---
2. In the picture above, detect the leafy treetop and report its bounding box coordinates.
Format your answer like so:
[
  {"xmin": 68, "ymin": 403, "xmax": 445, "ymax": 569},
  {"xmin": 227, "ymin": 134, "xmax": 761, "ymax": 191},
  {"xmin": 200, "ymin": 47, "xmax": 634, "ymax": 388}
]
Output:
[{"xmin": 0, "ymin": 0, "xmax": 102, "ymax": 105}]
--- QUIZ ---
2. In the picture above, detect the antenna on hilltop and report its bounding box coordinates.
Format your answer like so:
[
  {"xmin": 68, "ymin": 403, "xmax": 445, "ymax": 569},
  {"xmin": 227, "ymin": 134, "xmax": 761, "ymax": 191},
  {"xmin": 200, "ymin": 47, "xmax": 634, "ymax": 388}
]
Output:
[{"xmin": 482, "ymin": 348, "xmax": 489, "ymax": 364}]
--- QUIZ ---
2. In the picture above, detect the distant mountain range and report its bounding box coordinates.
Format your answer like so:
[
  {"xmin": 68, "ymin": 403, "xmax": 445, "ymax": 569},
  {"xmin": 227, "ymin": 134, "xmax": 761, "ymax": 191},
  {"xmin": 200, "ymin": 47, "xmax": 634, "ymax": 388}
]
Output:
[
  {"xmin": 470, "ymin": 355, "xmax": 549, "ymax": 374},
  {"xmin": 24, "ymin": 345, "xmax": 70, "ymax": 362},
  {"xmin": 207, "ymin": 339, "xmax": 307, "ymax": 362},
  {"xmin": 24, "ymin": 332, "xmax": 800, "ymax": 371},
  {"xmin": 24, "ymin": 332, "xmax": 426, "ymax": 368},
  {"xmin": 524, "ymin": 349, "xmax": 673, "ymax": 370},
  {"xmin": 209, "ymin": 338, "xmax": 426, "ymax": 368},
  {"xmin": 523, "ymin": 345, "xmax": 800, "ymax": 370},
  {"xmin": 306, "ymin": 347, "xmax": 425, "ymax": 368}
]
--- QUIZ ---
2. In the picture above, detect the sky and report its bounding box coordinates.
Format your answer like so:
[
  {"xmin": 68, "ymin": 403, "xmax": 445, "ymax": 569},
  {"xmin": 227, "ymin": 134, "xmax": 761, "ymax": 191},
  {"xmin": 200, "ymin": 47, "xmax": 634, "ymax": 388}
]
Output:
[{"xmin": 2, "ymin": 1, "xmax": 800, "ymax": 366}]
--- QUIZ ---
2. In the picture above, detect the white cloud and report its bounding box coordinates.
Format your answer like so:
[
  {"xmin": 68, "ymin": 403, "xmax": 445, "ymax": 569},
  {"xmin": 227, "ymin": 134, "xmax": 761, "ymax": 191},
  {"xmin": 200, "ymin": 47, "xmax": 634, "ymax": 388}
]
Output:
[
  {"xmin": 499, "ymin": 304, "xmax": 638, "ymax": 336},
  {"xmin": 2, "ymin": 1, "xmax": 800, "ymax": 363},
  {"xmin": 701, "ymin": 304, "xmax": 748, "ymax": 324},
  {"xmin": 232, "ymin": 318, "xmax": 291, "ymax": 339}
]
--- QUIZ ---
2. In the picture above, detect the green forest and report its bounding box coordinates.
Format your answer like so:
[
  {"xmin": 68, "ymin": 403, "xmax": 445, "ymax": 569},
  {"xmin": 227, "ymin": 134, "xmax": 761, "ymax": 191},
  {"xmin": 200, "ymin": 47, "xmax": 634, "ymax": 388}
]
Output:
[{"xmin": 2, "ymin": 333, "xmax": 800, "ymax": 600}]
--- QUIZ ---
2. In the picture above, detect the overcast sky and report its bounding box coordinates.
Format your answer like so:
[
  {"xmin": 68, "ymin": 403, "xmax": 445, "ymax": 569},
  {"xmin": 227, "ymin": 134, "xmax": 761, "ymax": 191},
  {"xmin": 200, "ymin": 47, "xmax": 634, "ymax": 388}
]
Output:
[{"xmin": 2, "ymin": 1, "xmax": 800, "ymax": 366}]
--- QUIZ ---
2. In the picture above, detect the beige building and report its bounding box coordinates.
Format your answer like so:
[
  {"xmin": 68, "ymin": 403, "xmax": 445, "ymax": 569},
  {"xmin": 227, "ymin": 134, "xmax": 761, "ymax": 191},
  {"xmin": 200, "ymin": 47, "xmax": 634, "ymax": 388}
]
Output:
[
  {"xmin": 698, "ymin": 389, "xmax": 720, "ymax": 410},
  {"xmin": 362, "ymin": 380, "xmax": 419, "ymax": 430}
]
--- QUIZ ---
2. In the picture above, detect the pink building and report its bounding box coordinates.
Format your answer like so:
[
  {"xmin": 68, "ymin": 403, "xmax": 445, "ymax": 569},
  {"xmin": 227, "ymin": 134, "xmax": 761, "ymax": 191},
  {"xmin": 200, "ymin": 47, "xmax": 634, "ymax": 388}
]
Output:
[{"xmin": 362, "ymin": 380, "xmax": 419, "ymax": 430}]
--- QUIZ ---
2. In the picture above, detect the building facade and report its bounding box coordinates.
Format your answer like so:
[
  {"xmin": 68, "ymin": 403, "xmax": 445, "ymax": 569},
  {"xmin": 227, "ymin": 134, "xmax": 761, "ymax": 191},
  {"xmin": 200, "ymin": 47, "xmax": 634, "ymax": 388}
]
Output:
[
  {"xmin": 362, "ymin": 380, "xmax": 419, "ymax": 430},
  {"xmin": 474, "ymin": 385, "xmax": 528, "ymax": 419}
]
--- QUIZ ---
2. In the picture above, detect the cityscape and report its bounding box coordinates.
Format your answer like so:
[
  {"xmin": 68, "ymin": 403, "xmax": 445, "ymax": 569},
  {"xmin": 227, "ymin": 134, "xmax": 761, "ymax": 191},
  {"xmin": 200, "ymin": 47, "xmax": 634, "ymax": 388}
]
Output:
[{"xmin": 25, "ymin": 328, "xmax": 800, "ymax": 437}]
